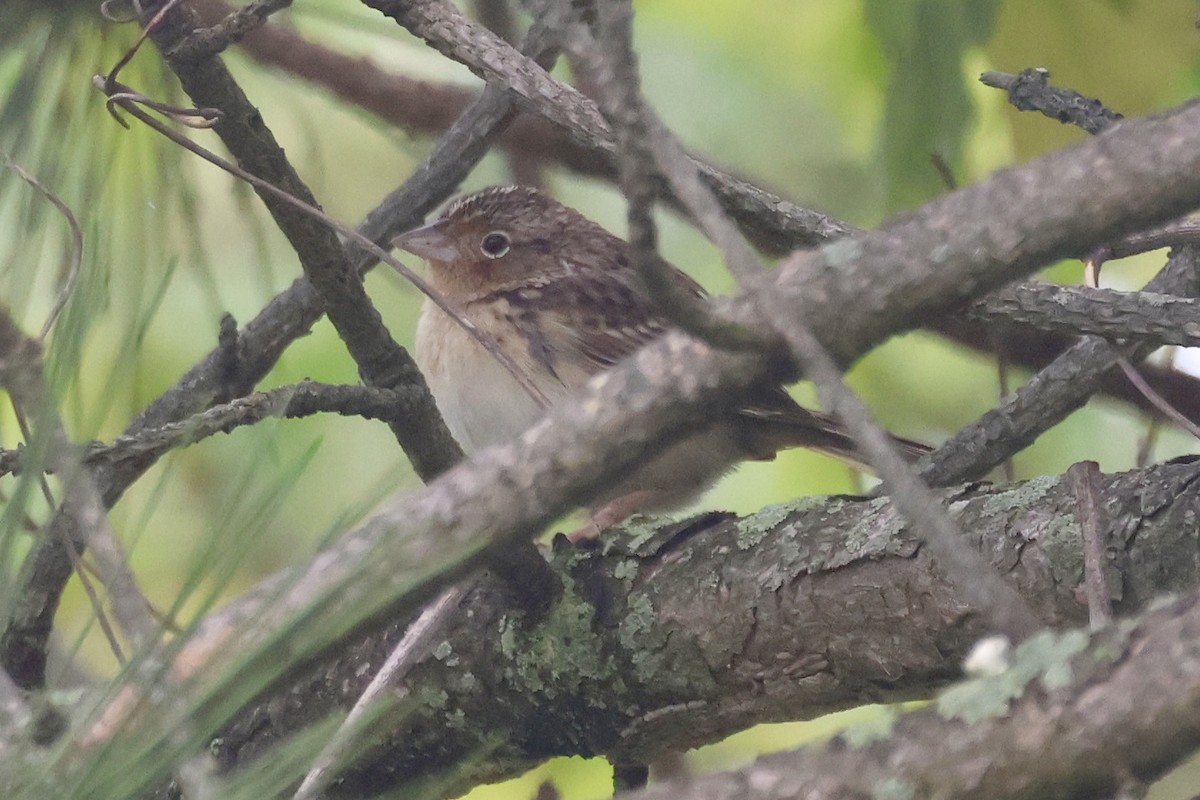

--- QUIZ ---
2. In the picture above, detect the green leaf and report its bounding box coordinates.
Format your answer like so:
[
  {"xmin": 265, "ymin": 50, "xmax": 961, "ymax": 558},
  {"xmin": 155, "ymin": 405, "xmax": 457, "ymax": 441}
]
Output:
[{"xmin": 865, "ymin": 0, "xmax": 999, "ymax": 209}]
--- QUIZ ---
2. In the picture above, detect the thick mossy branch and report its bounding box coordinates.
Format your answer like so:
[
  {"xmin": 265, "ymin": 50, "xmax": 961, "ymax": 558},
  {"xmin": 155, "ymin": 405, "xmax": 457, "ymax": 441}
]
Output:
[{"xmin": 210, "ymin": 460, "xmax": 1200, "ymax": 796}]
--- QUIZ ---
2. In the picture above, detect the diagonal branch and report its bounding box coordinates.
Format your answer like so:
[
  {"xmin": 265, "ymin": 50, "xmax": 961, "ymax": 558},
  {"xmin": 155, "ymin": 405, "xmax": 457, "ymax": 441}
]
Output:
[
  {"xmin": 181, "ymin": 90, "xmax": 1200, "ymax": 686},
  {"xmin": 181, "ymin": 3, "xmax": 1200, "ymax": 435},
  {"xmin": 98, "ymin": 91, "xmax": 1200, "ymax": 793},
  {"xmin": 918, "ymin": 67, "xmax": 1200, "ymax": 486},
  {"xmin": 145, "ymin": 0, "xmax": 456, "ymax": 475},
  {"xmin": 362, "ymin": 0, "xmax": 854, "ymax": 253}
]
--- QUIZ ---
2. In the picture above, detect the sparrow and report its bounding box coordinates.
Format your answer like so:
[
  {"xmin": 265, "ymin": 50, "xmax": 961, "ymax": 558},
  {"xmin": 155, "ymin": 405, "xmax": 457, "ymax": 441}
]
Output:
[{"xmin": 394, "ymin": 185, "xmax": 927, "ymax": 533}]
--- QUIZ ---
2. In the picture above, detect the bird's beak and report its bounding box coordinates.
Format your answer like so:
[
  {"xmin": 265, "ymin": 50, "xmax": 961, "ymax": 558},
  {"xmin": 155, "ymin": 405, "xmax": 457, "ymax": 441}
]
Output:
[{"xmin": 393, "ymin": 220, "xmax": 459, "ymax": 263}]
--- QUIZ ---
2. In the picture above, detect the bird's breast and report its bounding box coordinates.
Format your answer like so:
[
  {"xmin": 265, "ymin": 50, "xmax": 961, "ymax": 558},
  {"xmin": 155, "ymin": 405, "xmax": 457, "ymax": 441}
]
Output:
[{"xmin": 414, "ymin": 298, "xmax": 560, "ymax": 452}]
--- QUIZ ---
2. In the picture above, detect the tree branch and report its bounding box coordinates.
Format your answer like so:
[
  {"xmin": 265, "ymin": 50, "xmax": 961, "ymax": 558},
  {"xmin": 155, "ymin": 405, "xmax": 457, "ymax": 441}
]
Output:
[
  {"xmin": 921, "ymin": 245, "xmax": 1200, "ymax": 487},
  {"xmin": 208, "ymin": 459, "xmax": 1200, "ymax": 795},
  {"xmin": 980, "ymin": 67, "xmax": 1124, "ymax": 135},
  {"xmin": 0, "ymin": 382, "xmax": 408, "ymax": 480},
  {"xmin": 968, "ymin": 282, "xmax": 1200, "ymax": 348},
  {"xmin": 629, "ymin": 585, "xmax": 1200, "ymax": 800}
]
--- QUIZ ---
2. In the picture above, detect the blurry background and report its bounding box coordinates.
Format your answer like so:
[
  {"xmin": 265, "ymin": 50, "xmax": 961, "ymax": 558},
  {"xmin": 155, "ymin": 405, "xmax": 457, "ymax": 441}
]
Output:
[{"xmin": 2, "ymin": 0, "xmax": 1198, "ymax": 797}]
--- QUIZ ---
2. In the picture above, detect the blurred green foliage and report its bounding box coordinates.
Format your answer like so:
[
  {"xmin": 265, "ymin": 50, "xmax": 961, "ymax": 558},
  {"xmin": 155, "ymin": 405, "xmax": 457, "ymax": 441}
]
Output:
[
  {"xmin": 1, "ymin": 0, "xmax": 1199, "ymax": 797},
  {"xmin": 864, "ymin": 0, "xmax": 998, "ymax": 207}
]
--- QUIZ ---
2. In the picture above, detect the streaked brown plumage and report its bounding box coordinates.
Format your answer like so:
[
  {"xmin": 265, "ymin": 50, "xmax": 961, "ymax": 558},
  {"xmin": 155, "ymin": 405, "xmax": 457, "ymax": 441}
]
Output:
[{"xmin": 395, "ymin": 185, "xmax": 926, "ymax": 533}]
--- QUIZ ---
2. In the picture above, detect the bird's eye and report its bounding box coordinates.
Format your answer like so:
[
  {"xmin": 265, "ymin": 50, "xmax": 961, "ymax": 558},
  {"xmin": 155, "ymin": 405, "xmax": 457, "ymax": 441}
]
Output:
[{"xmin": 480, "ymin": 231, "xmax": 511, "ymax": 259}]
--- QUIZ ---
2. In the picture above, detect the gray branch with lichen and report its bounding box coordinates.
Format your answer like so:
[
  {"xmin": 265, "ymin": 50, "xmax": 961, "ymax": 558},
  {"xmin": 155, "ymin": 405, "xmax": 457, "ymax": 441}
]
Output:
[{"xmin": 208, "ymin": 460, "xmax": 1200, "ymax": 796}]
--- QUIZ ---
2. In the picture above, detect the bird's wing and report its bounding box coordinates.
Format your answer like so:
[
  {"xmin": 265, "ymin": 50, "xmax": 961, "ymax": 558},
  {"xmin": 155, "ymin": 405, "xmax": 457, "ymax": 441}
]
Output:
[
  {"xmin": 481, "ymin": 254, "xmax": 933, "ymax": 467},
  {"xmin": 489, "ymin": 253, "xmax": 704, "ymax": 385}
]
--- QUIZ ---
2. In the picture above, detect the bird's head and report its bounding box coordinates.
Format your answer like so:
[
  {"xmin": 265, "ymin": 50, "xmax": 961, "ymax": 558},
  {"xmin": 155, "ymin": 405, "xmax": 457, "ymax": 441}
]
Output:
[{"xmin": 394, "ymin": 185, "xmax": 614, "ymax": 300}]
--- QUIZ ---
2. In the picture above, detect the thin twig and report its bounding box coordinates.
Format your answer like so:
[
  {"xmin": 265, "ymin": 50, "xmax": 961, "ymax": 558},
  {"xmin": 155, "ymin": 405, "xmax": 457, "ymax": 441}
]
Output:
[
  {"xmin": 1081, "ymin": 256, "xmax": 1200, "ymax": 444},
  {"xmin": 293, "ymin": 583, "xmax": 467, "ymax": 800},
  {"xmin": 0, "ymin": 157, "xmax": 84, "ymax": 340},
  {"xmin": 94, "ymin": 79, "xmax": 550, "ymax": 411},
  {"xmin": 1115, "ymin": 354, "xmax": 1200, "ymax": 442},
  {"xmin": 64, "ymin": 540, "xmax": 127, "ymax": 666},
  {"xmin": 930, "ymin": 152, "xmax": 958, "ymax": 191},
  {"xmin": 560, "ymin": 0, "xmax": 767, "ymax": 350},
  {"xmin": 1088, "ymin": 218, "xmax": 1200, "ymax": 267},
  {"xmin": 103, "ymin": 89, "xmax": 221, "ymax": 130},
  {"xmin": 104, "ymin": 0, "xmax": 187, "ymax": 93},
  {"xmin": 1067, "ymin": 460, "xmax": 1113, "ymax": 628},
  {"xmin": 7, "ymin": 401, "xmax": 127, "ymax": 666},
  {"xmin": 1135, "ymin": 412, "xmax": 1163, "ymax": 468},
  {"xmin": 0, "ymin": 383, "xmax": 403, "ymax": 480},
  {"xmin": 991, "ymin": 332, "xmax": 1016, "ymax": 482},
  {"xmin": 172, "ymin": 0, "xmax": 295, "ymax": 59}
]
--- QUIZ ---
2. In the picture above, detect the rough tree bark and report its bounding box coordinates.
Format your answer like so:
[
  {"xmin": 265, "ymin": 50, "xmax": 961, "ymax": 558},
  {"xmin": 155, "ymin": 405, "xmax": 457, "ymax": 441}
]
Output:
[{"xmin": 212, "ymin": 460, "xmax": 1200, "ymax": 797}]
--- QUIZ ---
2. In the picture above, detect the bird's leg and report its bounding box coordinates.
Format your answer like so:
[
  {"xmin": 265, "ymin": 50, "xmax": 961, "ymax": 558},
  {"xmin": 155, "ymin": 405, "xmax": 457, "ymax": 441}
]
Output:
[{"xmin": 565, "ymin": 490, "xmax": 661, "ymax": 541}]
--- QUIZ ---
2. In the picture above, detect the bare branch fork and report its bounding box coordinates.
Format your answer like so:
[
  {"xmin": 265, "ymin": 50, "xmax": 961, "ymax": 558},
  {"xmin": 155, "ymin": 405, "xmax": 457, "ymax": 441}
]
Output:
[{"xmin": 921, "ymin": 68, "xmax": 1200, "ymax": 486}]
